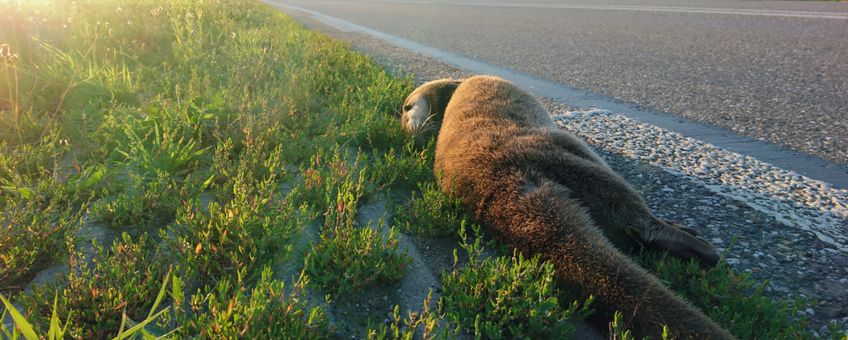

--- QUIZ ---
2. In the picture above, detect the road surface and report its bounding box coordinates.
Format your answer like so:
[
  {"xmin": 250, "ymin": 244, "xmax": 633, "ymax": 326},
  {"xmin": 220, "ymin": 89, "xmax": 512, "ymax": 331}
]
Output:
[{"xmin": 278, "ymin": 0, "xmax": 848, "ymax": 168}]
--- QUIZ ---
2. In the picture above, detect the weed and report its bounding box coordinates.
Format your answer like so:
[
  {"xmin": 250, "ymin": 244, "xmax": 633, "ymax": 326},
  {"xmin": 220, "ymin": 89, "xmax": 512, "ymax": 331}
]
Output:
[
  {"xmin": 117, "ymin": 119, "xmax": 208, "ymax": 181},
  {"xmin": 169, "ymin": 174, "xmax": 308, "ymax": 285},
  {"xmin": 304, "ymin": 170, "xmax": 410, "ymax": 298},
  {"xmin": 2, "ymin": 269, "xmax": 176, "ymax": 339},
  {"xmin": 393, "ymin": 181, "xmax": 465, "ymax": 237},
  {"xmin": 369, "ymin": 140, "xmax": 435, "ymax": 190},
  {"xmin": 0, "ymin": 133, "xmax": 67, "ymax": 182},
  {"xmin": 179, "ymin": 267, "xmax": 331, "ymax": 338},
  {"xmin": 17, "ymin": 233, "xmax": 170, "ymax": 338},
  {"xmin": 367, "ymin": 291, "xmax": 455, "ymax": 340},
  {"xmin": 208, "ymin": 134, "xmax": 290, "ymax": 203},
  {"xmin": 0, "ymin": 197, "xmax": 81, "ymax": 292},
  {"xmin": 0, "ymin": 42, "xmax": 22, "ymax": 144},
  {"xmin": 94, "ymin": 173, "xmax": 201, "ymax": 230},
  {"xmin": 305, "ymin": 222, "xmax": 408, "ymax": 299},
  {"xmin": 635, "ymin": 250, "xmax": 814, "ymax": 339},
  {"xmin": 441, "ymin": 223, "xmax": 592, "ymax": 339}
]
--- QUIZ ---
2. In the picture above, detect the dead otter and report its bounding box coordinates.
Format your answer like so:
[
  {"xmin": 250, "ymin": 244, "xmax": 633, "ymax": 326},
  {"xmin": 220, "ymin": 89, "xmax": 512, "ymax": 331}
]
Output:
[{"xmin": 401, "ymin": 75, "xmax": 732, "ymax": 339}]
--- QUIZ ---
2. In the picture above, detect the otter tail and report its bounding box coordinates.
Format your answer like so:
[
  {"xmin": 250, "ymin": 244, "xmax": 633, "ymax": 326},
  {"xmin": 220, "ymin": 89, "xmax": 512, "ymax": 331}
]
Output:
[{"xmin": 475, "ymin": 174, "xmax": 734, "ymax": 339}]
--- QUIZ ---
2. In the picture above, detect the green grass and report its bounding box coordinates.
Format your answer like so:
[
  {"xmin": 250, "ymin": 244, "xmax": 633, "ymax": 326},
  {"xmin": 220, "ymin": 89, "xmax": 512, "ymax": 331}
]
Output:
[
  {"xmin": 0, "ymin": 0, "xmax": 844, "ymax": 338},
  {"xmin": 0, "ymin": 0, "xmax": 414, "ymax": 335}
]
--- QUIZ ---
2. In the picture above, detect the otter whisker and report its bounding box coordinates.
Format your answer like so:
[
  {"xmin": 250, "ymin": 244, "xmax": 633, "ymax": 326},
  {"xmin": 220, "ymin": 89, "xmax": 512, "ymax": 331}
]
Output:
[
  {"xmin": 410, "ymin": 113, "xmax": 438, "ymax": 137},
  {"xmin": 420, "ymin": 114, "xmax": 438, "ymax": 133},
  {"xmin": 420, "ymin": 113, "xmax": 435, "ymax": 129}
]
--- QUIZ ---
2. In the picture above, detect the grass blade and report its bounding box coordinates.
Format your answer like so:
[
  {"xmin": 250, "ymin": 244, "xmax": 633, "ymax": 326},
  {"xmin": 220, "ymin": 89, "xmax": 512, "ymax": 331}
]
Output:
[
  {"xmin": 47, "ymin": 294, "xmax": 60, "ymax": 340},
  {"xmin": 113, "ymin": 307, "xmax": 170, "ymax": 340},
  {"xmin": 0, "ymin": 293, "xmax": 39, "ymax": 340},
  {"xmin": 146, "ymin": 267, "xmax": 172, "ymax": 320}
]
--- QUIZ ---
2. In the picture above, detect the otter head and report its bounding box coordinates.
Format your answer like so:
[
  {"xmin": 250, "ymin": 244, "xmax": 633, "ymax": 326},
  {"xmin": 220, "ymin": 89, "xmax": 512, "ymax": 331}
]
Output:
[{"xmin": 401, "ymin": 78, "xmax": 463, "ymax": 143}]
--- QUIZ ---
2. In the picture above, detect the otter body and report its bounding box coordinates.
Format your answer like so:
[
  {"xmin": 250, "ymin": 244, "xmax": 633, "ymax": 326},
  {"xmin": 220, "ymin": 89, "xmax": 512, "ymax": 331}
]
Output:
[{"xmin": 402, "ymin": 76, "xmax": 732, "ymax": 339}]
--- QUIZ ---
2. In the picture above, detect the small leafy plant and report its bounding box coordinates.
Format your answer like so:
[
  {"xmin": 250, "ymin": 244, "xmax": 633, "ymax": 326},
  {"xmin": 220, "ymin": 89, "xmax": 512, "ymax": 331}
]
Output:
[
  {"xmin": 304, "ymin": 187, "xmax": 409, "ymax": 298},
  {"xmin": 0, "ymin": 197, "xmax": 81, "ymax": 292},
  {"xmin": 304, "ymin": 222, "xmax": 408, "ymax": 299},
  {"xmin": 169, "ymin": 175, "xmax": 308, "ymax": 286},
  {"xmin": 94, "ymin": 173, "xmax": 197, "ymax": 230},
  {"xmin": 369, "ymin": 140, "xmax": 435, "ymax": 190},
  {"xmin": 607, "ymin": 311, "xmax": 671, "ymax": 340},
  {"xmin": 367, "ymin": 291, "xmax": 455, "ymax": 340},
  {"xmin": 17, "ymin": 233, "xmax": 171, "ymax": 338},
  {"xmin": 1, "ymin": 270, "xmax": 176, "ymax": 339},
  {"xmin": 117, "ymin": 120, "xmax": 209, "ymax": 181},
  {"xmin": 304, "ymin": 170, "xmax": 410, "ymax": 298},
  {"xmin": 441, "ymin": 224, "xmax": 592, "ymax": 339},
  {"xmin": 393, "ymin": 181, "xmax": 465, "ymax": 237},
  {"xmin": 179, "ymin": 267, "xmax": 331, "ymax": 338},
  {"xmin": 635, "ymin": 250, "xmax": 816, "ymax": 339}
]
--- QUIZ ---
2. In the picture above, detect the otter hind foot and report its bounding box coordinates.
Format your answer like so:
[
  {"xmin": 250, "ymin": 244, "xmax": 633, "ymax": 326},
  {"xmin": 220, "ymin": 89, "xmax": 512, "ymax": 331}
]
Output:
[{"xmin": 646, "ymin": 220, "xmax": 720, "ymax": 267}]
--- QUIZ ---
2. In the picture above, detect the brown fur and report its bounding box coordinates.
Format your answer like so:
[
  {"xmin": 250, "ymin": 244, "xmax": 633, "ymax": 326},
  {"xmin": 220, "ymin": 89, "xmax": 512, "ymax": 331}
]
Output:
[{"xmin": 402, "ymin": 75, "xmax": 732, "ymax": 339}]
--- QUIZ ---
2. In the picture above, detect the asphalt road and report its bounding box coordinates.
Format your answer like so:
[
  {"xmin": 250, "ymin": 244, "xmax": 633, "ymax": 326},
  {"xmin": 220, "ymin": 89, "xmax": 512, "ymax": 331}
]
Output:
[{"xmin": 281, "ymin": 0, "xmax": 848, "ymax": 166}]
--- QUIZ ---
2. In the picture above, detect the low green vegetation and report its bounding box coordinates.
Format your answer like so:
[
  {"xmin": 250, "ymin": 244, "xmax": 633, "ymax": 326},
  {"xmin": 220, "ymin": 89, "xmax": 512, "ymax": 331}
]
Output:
[
  {"xmin": 366, "ymin": 291, "xmax": 451, "ymax": 340},
  {"xmin": 19, "ymin": 233, "xmax": 170, "ymax": 338},
  {"xmin": 441, "ymin": 224, "xmax": 593, "ymax": 339},
  {"xmin": 177, "ymin": 268, "xmax": 331, "ymax": 339},
  {"xmin": 0, "ymin": 0, "xmax": 413, "ymax": 335},
  {"xmin": 608, "ymin": 311, "xmax": 670, "ymax": 340},
  {"xmin": 636, "ymin": 250, "xmax": 815, "ymax": 339},
  {"xmin": 1, "ymin": 197, "xmax": 81, "ymax": 292},
  {"xmin": 304, "ymin": 168, "xmax": 410, "ymax": 298},
  {"xmin": 0, "ymin": 0, "xmax": 842, "ymax": 338},
  {"xmin": 2, "ymin": 270, "xmax": 175, "ymax": 339},
  {"xmin": 393, "ymin": 181, "xmax": 465, "ymax": 237}
]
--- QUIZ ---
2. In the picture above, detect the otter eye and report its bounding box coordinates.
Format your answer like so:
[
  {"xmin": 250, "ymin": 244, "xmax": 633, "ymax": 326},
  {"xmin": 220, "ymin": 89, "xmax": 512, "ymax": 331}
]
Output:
[{"xmin": 403, "ymin": 104, "xmax": 413, "ymax": 111}]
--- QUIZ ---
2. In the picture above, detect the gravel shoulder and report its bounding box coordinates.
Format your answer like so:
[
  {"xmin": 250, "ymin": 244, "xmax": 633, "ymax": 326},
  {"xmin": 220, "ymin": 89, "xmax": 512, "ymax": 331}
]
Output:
[{"xmin": 280, "ymin": 8, "xmax": 848, "ymax": 334}]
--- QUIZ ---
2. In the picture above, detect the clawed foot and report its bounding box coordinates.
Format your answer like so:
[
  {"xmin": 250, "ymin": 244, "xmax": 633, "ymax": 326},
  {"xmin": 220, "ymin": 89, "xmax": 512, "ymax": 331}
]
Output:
[{"xmin": 644, "ymin": 219, "xmax": 719, "ymax": 267}]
